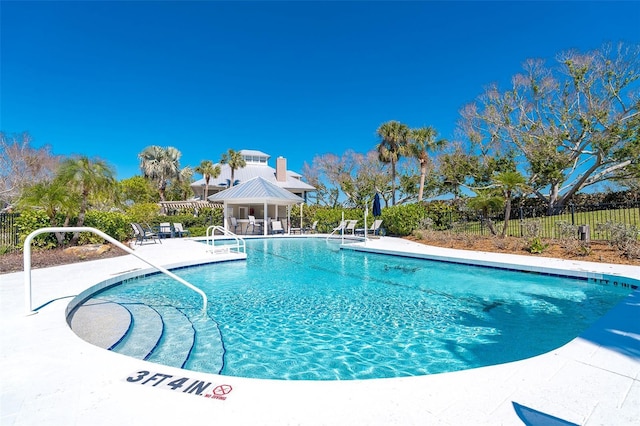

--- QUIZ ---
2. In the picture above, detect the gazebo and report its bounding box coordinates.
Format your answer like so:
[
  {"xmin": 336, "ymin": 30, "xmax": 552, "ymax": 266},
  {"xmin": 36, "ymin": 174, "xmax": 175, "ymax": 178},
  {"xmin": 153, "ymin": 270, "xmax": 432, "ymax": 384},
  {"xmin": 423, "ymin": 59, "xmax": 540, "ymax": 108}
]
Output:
[{"xmin": 208, "ymin": 176, "xmax": 304, "ymax": 236}]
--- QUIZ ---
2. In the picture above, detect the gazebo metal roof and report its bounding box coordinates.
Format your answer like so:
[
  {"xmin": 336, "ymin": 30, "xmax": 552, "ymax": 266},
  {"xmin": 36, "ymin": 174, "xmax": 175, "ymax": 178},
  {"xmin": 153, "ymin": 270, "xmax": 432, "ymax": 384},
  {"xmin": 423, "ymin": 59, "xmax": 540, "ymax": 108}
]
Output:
[{"xmin": 207, "ymin": 176, "xmax": 304, "ymax": 205}]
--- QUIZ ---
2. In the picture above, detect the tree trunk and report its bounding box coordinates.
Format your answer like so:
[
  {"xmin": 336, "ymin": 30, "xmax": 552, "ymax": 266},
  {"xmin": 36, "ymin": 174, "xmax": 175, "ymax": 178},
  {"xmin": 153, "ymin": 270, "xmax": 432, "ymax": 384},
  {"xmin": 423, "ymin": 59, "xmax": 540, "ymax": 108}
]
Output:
[
  {"xmin": 70, "ymin": 192, "xmax": 89, "ymax": 245},
  {"xmin": 546, "ymin": 183, "xmax": 560, "ymax": 215},
  {"xmin": 483, "ymin": 209, "xmax": 497, "ymax": 236},
  {"xmin": 391, "ymin": 160, "xmax": 396, "ymax": 205},
  {"xmin": 418, "ymin": 161, "xmax": 426, "ymax": 202},
  {"xmin": 501, "ymin": 197, "xmax": 512, "ymax": 237}
]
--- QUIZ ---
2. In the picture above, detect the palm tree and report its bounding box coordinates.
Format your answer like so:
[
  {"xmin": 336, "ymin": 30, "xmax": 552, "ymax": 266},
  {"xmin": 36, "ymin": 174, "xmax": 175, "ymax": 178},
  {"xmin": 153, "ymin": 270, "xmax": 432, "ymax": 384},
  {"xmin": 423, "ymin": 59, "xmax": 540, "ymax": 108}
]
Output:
[
  {"xmin": 56, "ymin": 155, "xmax": 116, "ymax": 245},
  {"xmin": 138, "ymin": 146, "xmax": 182, "ymax": 201},
  {"xmin": 17, "ymin": 179, "xmax": 80, "ymax": 245},
  {"xmin": 376, "ymin": 120, "xmax": 410, "ymax": 205},
  {"xmin": 408, "ymin": 126, "xmax": 446, "ymax": 202},
  {"xmin": 467, "ymin": 189, "xmax": 504, "ymax": 236},
  {"xmin": 194, "ymin": 160, "xmax": 221, "ymax": 200},
  {"xmin": 220, "ymin": 149, "xmax": 246, "ymax": 187},
  {"xmin": 494, "ymin": 171, "xmax": 528, "ymax": 237}
]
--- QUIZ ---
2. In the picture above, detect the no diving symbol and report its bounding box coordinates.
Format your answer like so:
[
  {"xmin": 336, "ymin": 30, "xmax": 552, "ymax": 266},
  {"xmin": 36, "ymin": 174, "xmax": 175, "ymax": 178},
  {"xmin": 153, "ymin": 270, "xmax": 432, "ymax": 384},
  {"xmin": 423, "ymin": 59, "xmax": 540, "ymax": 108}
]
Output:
[{"xmin": 213, "ymin": 384, "xmax": 232, "ymax": 395}]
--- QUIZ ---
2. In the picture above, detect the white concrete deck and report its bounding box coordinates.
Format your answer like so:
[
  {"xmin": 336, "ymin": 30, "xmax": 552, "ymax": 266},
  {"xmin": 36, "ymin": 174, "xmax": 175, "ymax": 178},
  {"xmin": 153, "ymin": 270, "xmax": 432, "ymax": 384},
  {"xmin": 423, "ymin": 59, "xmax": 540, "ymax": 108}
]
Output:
[{"xmin": 1, "ymin": 236, "xmax": 639, "ymax": 425}]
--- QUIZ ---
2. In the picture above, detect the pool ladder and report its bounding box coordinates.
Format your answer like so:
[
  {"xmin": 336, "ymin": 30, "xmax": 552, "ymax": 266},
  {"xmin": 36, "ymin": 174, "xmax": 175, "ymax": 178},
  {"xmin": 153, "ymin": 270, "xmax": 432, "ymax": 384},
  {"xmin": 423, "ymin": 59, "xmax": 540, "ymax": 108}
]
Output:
[{"xmin": 205, "ymin": 225, "xmax": 246, "ymax": 254}]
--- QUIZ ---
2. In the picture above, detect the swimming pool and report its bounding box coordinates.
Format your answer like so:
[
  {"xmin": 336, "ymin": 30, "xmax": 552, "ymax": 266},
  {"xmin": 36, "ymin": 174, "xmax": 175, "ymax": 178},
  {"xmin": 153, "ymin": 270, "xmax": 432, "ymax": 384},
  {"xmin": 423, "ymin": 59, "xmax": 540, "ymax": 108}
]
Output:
[{"xmin": 81, "ymin": 238, "xmax": 632, "ymax": 380}]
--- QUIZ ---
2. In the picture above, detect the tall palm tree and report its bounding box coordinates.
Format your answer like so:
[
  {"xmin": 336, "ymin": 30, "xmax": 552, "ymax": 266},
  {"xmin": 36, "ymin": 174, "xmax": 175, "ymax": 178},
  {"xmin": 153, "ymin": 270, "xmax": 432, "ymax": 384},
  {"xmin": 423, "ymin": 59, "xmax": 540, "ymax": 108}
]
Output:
[
  {"xmin": 56, "ymin": 155, "xmax": 116, "ymax": 244},
  {"xmin": 220, "ymin": 149, "xmax": 246, "ymax": 187},
  {"xmin": 138, "ymin": 146, "xmax": 182, "ymax": 201},
  {"xmin": 194, "ymin": 160, "xmax": 221, "ymax": 200},
  {"xmin": 376, "ymin": 120, "xmax": 410, "ymax": 205},
  {"xmin": 409, "ymin": 126, "xmax": 446, "ymax": 202}
]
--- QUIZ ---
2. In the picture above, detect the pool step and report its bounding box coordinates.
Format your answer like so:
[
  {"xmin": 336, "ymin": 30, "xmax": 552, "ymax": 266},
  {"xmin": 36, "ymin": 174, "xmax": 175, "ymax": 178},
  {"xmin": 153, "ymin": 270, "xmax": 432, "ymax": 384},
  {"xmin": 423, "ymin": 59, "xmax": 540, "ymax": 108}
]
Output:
[
  {"xmin": 183, "ymin": 311, "xmax": 225, "ymax": 374},
  {"xmin": 112, "ymin": 304, "xmax": 164, "ymax": 360},
  {"xmin": 69, "ymin": 299, "xmax": 131, "ymax": 350},
  {"xmin": 69, "ymin": 297, "xmax": 225, "ymax": 374},
  {"xmin": 145, "ymin": 306, "xmax": 195, "ymax": 368}
]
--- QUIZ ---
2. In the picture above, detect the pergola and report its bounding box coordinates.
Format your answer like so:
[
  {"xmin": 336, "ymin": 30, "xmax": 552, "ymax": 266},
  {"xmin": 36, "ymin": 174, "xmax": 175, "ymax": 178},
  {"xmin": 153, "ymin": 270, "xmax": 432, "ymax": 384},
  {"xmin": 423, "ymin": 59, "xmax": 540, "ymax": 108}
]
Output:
[{"xmin": 208, "ymin": 176, "xmax": 304, "ymax": 236}]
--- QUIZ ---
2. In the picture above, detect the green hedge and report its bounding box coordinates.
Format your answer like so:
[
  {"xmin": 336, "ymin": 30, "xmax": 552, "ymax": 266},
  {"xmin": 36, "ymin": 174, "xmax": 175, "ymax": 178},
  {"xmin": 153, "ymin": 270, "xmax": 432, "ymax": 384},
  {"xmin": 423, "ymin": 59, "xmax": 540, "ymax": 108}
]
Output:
[
  {"xmin": 15, "ymin": 210, "xmax": 57, "ymax": 249},
  {"xmin": 79, "ymin": 211, "xmax": 131, "ymax": 244}
]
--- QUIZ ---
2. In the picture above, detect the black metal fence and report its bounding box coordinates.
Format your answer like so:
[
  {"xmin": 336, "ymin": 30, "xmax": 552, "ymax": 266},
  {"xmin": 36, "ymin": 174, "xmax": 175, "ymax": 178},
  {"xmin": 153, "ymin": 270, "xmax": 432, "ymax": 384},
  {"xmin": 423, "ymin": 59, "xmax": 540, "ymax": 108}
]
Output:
[
  {"xmin": 1, "ymin": 213, "xmax": 20, "ymax": 253},
  {"xmin": 450, "ymin": 201, "xmax": 640, "ymax": 241}
]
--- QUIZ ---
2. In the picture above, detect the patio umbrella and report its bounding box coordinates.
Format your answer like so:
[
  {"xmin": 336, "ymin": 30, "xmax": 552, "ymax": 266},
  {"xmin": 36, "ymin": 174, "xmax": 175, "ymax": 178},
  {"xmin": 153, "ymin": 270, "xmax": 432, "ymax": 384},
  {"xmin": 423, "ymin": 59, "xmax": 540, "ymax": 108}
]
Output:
[{"xmin": 372, "ymin": 193, "xmax": 382, "ymax": 217}]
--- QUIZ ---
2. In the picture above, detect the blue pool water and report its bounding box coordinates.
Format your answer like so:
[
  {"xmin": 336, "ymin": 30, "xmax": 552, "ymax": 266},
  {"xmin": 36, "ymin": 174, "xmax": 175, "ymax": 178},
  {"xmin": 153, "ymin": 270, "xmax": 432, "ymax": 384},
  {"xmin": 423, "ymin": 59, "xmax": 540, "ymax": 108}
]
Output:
[{"xmin": 95, "ymin": 238, "xmax": 631, "ymax": 380}]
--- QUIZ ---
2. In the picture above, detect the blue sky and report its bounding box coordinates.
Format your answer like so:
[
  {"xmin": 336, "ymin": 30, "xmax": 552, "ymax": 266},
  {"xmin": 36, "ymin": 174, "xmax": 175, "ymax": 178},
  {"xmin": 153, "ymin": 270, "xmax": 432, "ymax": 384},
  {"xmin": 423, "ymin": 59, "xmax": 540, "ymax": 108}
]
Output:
[{"xmin": 2, "ymin": 1, "xmax": 639, "ymax": 181}]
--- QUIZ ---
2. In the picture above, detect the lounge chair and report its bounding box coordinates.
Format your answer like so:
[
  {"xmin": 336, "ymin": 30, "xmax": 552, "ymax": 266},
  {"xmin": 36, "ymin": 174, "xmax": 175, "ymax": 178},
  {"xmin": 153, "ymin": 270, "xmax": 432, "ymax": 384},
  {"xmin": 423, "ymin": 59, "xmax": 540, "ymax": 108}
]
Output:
[
  {"xmin": 131, "ymin": 222, "xmax": 161, "ymax": 245},
  {"xmin": 345, "ymin": 220, "xmax": 358, "ymax": 235},
  {"xmin": 331, "ymin": 220, "xmax": 347, "ymax": 233},
  {"xmin": 303, "ymin": 220, "xmax": 318, "ymax": 234},
  {"xmin": 270, "ymin": 220, "xmax": 285, "ymax": 234},
  {"xmin": 355, "ymin": 219, "xmax": 383, "ymax": 236},
  {"xmin": 173, "ymin": 222, "xmax": 190, "ymax": 237},
  {"xmin": 326, "ymin": 220, "xmax": 347, "ymax": 240}
]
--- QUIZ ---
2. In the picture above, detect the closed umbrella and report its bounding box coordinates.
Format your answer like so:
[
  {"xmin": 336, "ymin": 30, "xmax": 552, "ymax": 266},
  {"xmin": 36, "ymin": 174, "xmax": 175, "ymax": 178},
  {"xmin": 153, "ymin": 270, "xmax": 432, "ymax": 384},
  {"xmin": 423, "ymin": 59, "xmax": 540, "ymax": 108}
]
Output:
[{"xmin": 372, "ymin": 193, "xmax": 382, "ymax": 217}]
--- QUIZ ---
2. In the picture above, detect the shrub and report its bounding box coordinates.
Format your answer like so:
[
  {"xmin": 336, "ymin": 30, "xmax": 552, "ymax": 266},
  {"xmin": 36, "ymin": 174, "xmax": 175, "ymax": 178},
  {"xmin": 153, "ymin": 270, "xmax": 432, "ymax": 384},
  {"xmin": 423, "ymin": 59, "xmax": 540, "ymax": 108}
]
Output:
[
  {"xmin": 522, "ymin": 220, "xmax": 542, "ymax": 239},
  {"xmin": 381, "ymin": 204, "xmax": 428, "ymax": 236},
  {"xmin": 596, "ymin": 221, "xmax": 640, "ymax": 259},
  {"xmin": 126, "ymin": 203, "xmax": 162, "ymax": 226},
  {"xmin": 527, "ymin": 237, "xmax": 549, "ymax": 254},
  {"xmin": 80, "ymin": 211, "xmax": 131, "ymax": 244},
  {"xmin": 555, "ymin": 221, "xmax": 579, "ymax": 248},
  {"xmin": 15, "ymin": 209, "xmax": 56, "ymax": 250}
]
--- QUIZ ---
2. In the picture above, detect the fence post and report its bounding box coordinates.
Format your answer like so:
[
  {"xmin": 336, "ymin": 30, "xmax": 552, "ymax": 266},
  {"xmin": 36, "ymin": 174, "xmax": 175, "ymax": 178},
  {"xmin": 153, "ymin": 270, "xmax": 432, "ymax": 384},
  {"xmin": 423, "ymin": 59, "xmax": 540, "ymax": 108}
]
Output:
[
  {"xmin": 570, "ymin": 203, "xmax": 575, "ymax": 225},
  {"xmin": 519, "ymin": 207, "xmax": 524, "ymax": 237}
]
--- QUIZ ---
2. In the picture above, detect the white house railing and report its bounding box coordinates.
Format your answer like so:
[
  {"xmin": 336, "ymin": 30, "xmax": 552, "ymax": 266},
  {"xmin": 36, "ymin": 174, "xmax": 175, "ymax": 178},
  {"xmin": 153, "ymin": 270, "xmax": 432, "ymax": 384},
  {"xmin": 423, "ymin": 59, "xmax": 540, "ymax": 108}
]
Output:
[{"xmin": 23, "ymin": 227, "xmax": 208, "ymax": 315}]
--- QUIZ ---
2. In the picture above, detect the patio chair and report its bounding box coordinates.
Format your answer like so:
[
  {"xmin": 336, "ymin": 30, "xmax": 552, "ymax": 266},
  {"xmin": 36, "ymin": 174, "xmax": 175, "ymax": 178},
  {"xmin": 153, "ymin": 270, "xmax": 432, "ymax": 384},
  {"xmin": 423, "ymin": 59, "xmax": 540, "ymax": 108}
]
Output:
[
  {"xmin": 173, "ymin": 222, "xmax": 191, "ymax": 237},
  {"xmin": 229, "ymin": 217, "xmax": 240, "ymax": 234},
  {"xmin": 245, "ymin": 215, "xmax": 262, "ymax": 235},
  {"xmin": 158, "ymin": 222, "xmax": 173, "ymax": 238},
  {"xmin": 270, "ymin": 220, "xmax": 285, "ymax": 234},
  {"xmin": 131, "ymin": 222, "xmax": 161, "ymax": 245}
]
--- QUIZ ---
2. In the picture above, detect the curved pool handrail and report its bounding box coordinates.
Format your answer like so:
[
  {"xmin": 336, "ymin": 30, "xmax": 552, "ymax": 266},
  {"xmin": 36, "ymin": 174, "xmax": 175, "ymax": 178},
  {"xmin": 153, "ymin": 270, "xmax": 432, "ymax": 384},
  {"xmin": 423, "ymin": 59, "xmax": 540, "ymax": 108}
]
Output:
[
  {"xmin": 23, "ymin": 227, "xmax": 208, "ymax": 316},
  {"xmin": 206, "ymin": 225, "xmax": 246, "ymax": 254}
]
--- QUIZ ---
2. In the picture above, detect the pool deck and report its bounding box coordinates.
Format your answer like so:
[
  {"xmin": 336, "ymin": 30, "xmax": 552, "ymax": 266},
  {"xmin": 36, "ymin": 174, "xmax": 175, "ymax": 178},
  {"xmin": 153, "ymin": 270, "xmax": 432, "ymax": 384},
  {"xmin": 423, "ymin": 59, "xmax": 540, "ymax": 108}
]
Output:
[{"xmin": 1, "ymin": 236, "xmax": 639, "ymax": 425}]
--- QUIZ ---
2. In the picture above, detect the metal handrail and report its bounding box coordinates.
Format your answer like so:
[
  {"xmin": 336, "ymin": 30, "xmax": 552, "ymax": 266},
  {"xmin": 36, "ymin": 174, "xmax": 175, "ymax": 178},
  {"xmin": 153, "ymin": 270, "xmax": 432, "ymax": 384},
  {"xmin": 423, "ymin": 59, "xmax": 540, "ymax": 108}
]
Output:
[
  {"xmin": 206, "ymin": 225, "xmax": 246, "ymax": 254},
  {"xmin": 23, "ymin": 227, "xmax": 208, "ymax": 315}
]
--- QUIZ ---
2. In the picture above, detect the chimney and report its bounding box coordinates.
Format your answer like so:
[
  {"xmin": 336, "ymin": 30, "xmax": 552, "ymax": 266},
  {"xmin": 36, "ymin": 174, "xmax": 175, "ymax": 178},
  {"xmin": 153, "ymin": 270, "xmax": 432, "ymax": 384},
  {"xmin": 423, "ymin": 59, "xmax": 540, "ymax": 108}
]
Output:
[{"xmin": 276, "ymin": 156, "xmax": 287, "ymax": 182}]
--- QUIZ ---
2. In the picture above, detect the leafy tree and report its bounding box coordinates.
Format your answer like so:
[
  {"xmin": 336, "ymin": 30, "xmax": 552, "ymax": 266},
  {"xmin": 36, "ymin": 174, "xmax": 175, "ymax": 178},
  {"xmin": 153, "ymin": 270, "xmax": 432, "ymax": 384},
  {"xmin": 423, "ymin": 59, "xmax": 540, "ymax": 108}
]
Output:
[
  {"xmin": 0, "ymin": 132, "xmax": 60, "ymax": 208},
  {"xmin": 56, "ymin": 155, "xmax": 117, "ymax": 244},
  {"xmin": 194, "ymin": 160, "xmax": 221, "ymax": 200},
  {"xmin": 119, "ymin": 176, "xmax": 158, "ymax": 205},
  {"xmin": 437, "ymin": 145, "xmax": 478, "ymax": 198},
  {"xmin": 376, "ymin": 120, "xmax": 410, "ymax": 205},
  {"xmin": 460, "ymin": 42, "xmax": 640, "ymax": 213},
  {"xmin": 408, "ymin": 126, "xmax": 446, "ymax": 201},
  {"xmin": 220, "ymin": 149, "xmax": 246, "ymax": 187},
  {"xmin": 303, "ymin": 150, "xmax": 390, "ymax": 208},
  {"xmin": 138, "ymin": 146, "xmax": 183, "ymax": 201}
]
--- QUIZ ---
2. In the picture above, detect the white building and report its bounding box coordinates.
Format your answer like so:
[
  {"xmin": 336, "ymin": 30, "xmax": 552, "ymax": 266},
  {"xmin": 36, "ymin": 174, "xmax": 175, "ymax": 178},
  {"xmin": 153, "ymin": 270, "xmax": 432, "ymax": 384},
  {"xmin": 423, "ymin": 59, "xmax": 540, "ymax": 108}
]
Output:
[{"xmin": 190, "ymin": 149, "xmax": 315, "ymax": 202}]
